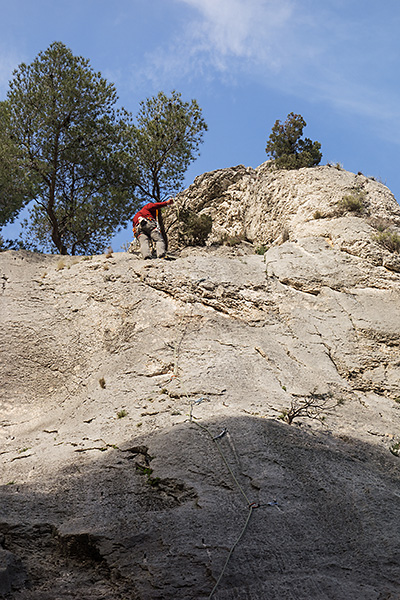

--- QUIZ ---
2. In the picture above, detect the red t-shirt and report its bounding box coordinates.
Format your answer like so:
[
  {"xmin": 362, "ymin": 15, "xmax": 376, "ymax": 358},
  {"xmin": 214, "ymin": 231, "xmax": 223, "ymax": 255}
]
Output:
[{"xmin": 133, "ymin": 200, "xmax": 171, "ymax": 226}]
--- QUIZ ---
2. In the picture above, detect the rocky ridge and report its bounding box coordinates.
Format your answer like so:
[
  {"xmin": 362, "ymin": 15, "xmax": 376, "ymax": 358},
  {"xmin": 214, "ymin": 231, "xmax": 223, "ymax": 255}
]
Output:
[{"xmin": 1, "ymin": 163, "xmax": 400, "ymax": 599}]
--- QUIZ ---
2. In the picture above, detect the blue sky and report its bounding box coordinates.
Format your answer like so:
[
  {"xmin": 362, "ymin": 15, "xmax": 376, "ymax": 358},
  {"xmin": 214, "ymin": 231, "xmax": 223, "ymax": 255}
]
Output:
[{"xmin": 1, "ymin": 0, "xmax": 400, "ymax": 251}]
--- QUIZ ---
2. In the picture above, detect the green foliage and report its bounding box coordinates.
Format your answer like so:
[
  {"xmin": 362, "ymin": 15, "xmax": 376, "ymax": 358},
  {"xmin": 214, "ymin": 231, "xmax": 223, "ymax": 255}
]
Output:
[
  {"xmin": 132, "ymin": 90, "xmax": 207, "ymax": 204},
  {"xmin": 0, "ymin": 101, "xmax": 37, "ymax": 225},
  {"xmin": 0, "ymin": 234, "xmax": 25, "ymax": 251},
  {"xmin": 265, "ymin": 112, "xmax": 322, "ymax": 170},
  {"xmin": 117, "ymin": 409, "xmax": 128, "ymax": 419},
  {"xmin": 136, "ymin": 464, "xmax": 153, "ymax": 476},
  {"xmin": 177, "ymin": 208, "xmax": 212, "ymax": 246},
  {"xmin": 3, "ymin": 41, "xmax": 138, "ymax": 254},
  {"xmin": 337, "ymin": 189, "xmax": 366, "ymax": 214},
  {"xmin": 255, "ymin": 244, "xmax": 269, "ymax": 255},
  {"xmin": 369, "ymin": 217, "xmax": 400, "ymax": 254},
  {"xmin": 373, "ymin": 230, "xmax": 400, "ymax": 253},
  {"xmin": 135, "ymin": 463, "xmax": 160, "ymax": 486},
  {"xmin": 390, "ymin": 441, "xmax": 400, "ymax": 457}
]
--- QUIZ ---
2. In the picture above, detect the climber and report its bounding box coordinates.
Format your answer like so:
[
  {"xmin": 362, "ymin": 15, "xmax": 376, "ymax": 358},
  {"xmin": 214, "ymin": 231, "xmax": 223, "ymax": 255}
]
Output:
[{"xmin": 132, "ymin": 198, "xmax": 174, "ymax": 259}]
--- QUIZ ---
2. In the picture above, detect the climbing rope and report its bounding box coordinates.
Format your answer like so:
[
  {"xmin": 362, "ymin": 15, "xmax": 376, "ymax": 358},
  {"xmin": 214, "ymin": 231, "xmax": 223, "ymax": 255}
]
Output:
[
  {"xmin": 172, "ymin": 318, "xmax": 263, "ymax": 599},
  {"xmin": 189, "ymin": 410, "xmax": 252, "ymax": 506},
  {"xmin": 189, "ymin": 401, "xmax": 260, "ymax": 599},
  {"xmin": 207, "ymin": 502, "xmax": 258, "ymax": 600}
]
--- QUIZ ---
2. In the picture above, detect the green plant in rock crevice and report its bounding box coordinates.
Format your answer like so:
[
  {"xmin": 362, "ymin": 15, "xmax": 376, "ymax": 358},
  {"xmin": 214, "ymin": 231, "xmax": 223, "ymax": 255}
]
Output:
[
  {"xmin": 390, "ymin": 441, "xmax": 400, "ymax": 457},
  {"xmin": 176, "ymin": 207, "xmax": 212, "ymax": 246},
  {"xmin": 255, "ymin": 244, "xmax": 269, "ymax": 255},
  {"xmin": 135, "ymin": 463, "xmax": 161, "ymax": 486},
  {"xmin": 372, "ymin": 230, "xmax": 400, "ymax": 253},
  {"xmin": 336, "ymin": 188, "xmax": 367, "ymax": 215}
]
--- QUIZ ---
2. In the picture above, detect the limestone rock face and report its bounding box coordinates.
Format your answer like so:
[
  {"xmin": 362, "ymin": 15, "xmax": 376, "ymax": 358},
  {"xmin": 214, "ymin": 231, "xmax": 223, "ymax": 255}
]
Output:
[
  {"xmin": 167, "ymin": 163, "xmax": 400, "ymax": 268},
  {"xmin": 1, "ymin": 164, "xmax": 400, "ymax": 599}
]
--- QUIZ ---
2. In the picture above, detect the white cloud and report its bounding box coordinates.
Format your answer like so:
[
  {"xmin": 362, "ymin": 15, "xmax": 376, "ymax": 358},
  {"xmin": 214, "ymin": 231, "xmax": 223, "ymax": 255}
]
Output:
[
  {"xmin": 134, "ymin": 0, "xmax": 296, "ymax": 87},
  {"xmin": 130, "ymin": 0, "xmax": 400, "ymax": 140},
  {"xmin": 177, "ymin": 0, "xmax": 294, "ymax": 63}
]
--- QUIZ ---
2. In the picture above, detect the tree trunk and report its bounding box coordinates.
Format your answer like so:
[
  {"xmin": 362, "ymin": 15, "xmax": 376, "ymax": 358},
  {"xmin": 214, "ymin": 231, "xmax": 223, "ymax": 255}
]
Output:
[
  {"xmin": 48, "ymin": 133, "xmax": 68, "ymax": 254},
  {"xmin": 51, "ymin": 222, "xmax": 68, "ymax": 254},
  {"xmin": 47, "ymin": 201, "xmax": 68, "ymax": 254}
]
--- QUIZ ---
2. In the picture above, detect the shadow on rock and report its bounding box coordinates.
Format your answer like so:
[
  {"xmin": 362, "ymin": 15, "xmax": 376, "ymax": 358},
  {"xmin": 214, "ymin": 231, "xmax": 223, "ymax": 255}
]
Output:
[{"xmin": 1, "ymin": 416, "xmax": 400, "ymax": 600}]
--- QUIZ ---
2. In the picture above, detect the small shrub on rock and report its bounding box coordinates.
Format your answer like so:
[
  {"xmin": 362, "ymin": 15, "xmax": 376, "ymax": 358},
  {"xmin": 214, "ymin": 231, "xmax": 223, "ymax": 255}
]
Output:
[
  {"xmin": 255, "ymin": 244, "xmax": 269, "ymax": 255},
  {"xmin": 373, "ymin": 230, "xmax": 400, "ymax": 253},
  {"xmin": 278, "ymin": 391, "xmax": 343, "ymax": 425},
  {"xmin": 177, "ymin": 209, "xmax": 212, "ymax": 246},
  {"xmin": 336, "ymin": 189, "xmax": 367, "ymax": 215}
]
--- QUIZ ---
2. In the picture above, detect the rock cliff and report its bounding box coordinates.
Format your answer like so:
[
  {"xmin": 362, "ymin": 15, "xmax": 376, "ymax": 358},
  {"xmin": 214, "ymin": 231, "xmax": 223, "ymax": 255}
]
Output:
[{"xmin": 1, "ymin": 163, "xmax": 400, "ymax": 599}]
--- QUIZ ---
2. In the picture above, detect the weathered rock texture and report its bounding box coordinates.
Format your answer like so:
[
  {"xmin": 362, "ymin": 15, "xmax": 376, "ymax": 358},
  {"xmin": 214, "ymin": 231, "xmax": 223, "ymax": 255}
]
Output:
[{"xmin": 1, "ymin": 164, "xmax": 400, "ymax": 599}]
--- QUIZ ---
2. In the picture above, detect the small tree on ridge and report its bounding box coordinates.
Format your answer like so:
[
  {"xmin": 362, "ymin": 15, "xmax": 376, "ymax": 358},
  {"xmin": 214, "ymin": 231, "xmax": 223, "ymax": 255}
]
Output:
[{"xmin": 265, "ymin": 112, "xmax": 322, "ymax": 170}]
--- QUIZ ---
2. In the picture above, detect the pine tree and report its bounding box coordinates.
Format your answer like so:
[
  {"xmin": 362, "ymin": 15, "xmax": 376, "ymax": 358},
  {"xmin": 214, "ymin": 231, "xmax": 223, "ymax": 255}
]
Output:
[{"xmin": 265, "ymin": 112, "xmax": 322, "ymax": 169}]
